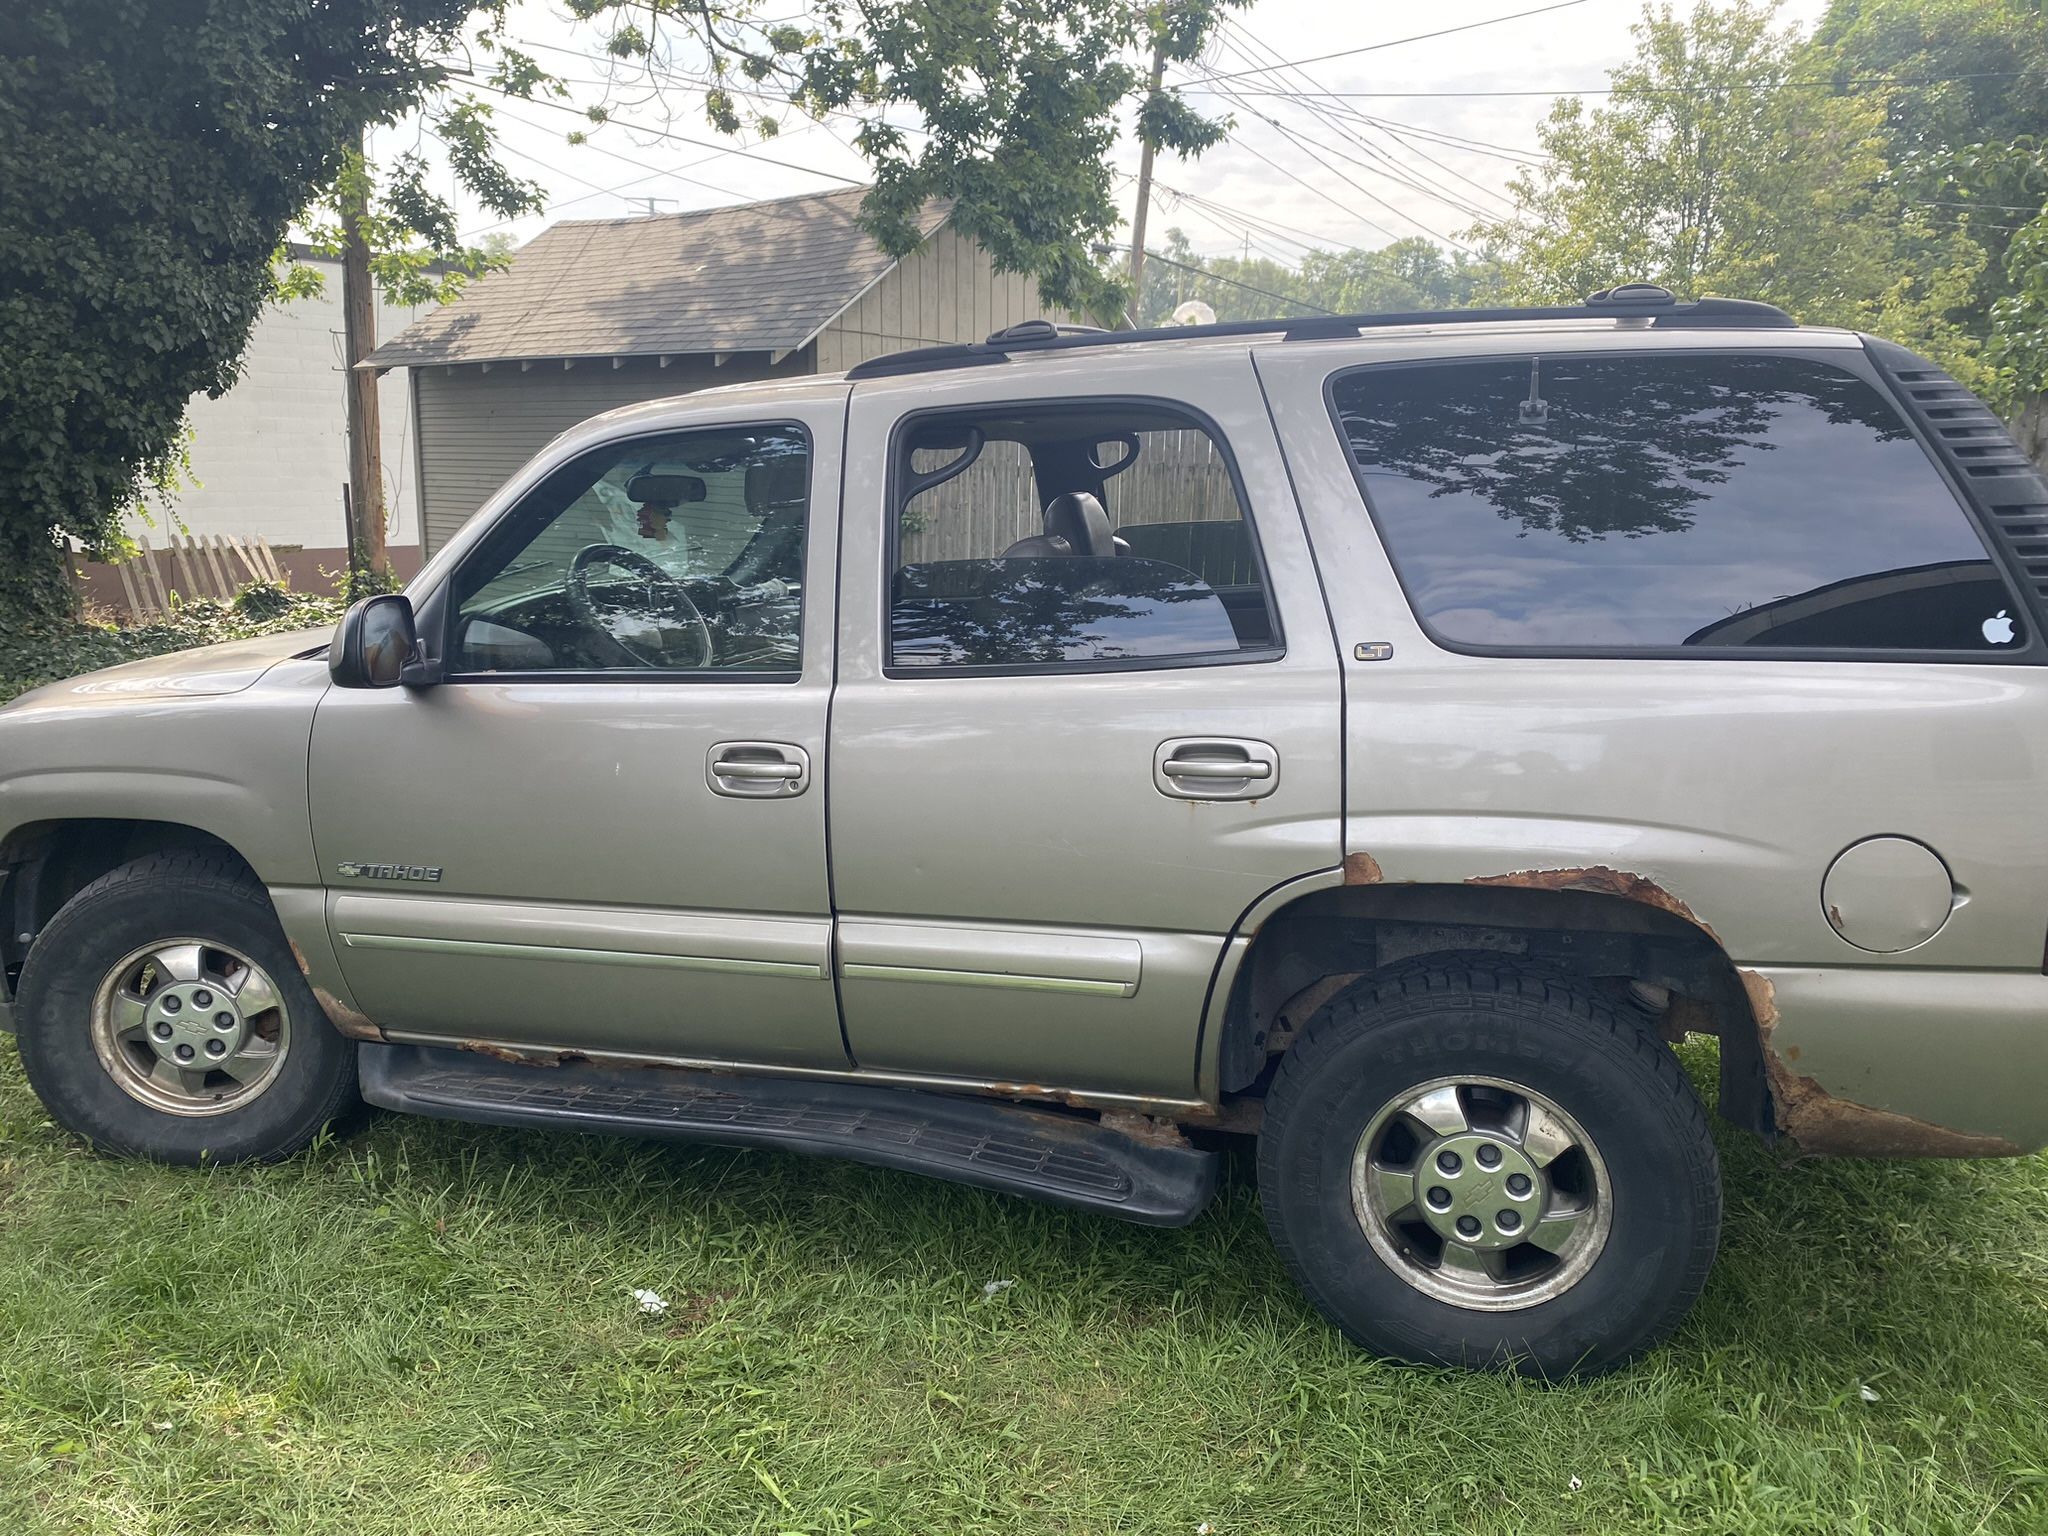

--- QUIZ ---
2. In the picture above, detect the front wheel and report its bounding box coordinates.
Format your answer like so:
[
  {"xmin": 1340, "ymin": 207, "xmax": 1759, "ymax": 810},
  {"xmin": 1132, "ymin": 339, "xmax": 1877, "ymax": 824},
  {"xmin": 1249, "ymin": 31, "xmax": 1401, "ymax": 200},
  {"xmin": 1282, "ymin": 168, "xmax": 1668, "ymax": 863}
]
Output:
[
  {"xmin": 15, "ymin": 851, "xmax": 360, "ymax": 1164},
  {"xmin": 1257, "ymin": 958, "xmax": 1720, "ymax": 1376}
]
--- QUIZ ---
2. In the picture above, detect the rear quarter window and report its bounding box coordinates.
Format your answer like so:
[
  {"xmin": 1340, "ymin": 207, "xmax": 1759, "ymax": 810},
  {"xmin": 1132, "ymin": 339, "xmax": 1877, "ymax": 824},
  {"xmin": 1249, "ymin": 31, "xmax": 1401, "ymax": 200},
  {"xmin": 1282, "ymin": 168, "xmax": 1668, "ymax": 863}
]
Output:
[{"xmin": 1329, "ymin": 353, "xmax": 2025, "ymax": 655}]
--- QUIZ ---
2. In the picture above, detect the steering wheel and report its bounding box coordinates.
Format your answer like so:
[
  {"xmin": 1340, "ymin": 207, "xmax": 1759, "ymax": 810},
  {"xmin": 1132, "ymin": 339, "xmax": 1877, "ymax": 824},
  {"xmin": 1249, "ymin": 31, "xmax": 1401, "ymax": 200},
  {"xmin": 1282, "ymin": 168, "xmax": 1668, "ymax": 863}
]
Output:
[{"xmin": 564, "ymin": 544, "xmax": 714, "ymax": 669}]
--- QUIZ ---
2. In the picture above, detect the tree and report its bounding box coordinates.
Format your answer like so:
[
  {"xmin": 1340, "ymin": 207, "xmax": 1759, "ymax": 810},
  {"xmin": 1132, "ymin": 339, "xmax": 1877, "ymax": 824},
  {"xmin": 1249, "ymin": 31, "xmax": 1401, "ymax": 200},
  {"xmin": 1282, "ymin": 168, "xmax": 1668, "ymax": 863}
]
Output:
[
  {"xmin": 1814, "ymin": 0, "xmax": 2048, "ymax": 332},
  {"xmin": 1988, "ymin": 175, "xmax": 2048, "ymax": 460},
  {"xmin": 1471, "ymin": 0, "xmax": 1983, "ymax": 364},
  {"xmin": 1814, "ymin": 0, "xmax": 2048, "ymax": 429},
  {"xmin": 1, "ymin": 0, "xmax": 1241, "ymax": 630},
  {"xmin": 0, "ymin": 0, "xmax": 521, "ymax": 631},
  {"xmin": 1135, "ymin": 231, "xmax": 1489, "ymax": 325},
  {"xmin": 551, "ymin": 0, "xmax": 1240, "ymax": 317}
]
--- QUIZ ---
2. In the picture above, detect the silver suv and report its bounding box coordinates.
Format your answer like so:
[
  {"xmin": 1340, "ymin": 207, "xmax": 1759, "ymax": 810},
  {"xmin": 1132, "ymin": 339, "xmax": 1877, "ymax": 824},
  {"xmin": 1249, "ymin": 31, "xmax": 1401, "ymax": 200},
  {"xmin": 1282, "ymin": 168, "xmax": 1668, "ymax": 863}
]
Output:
[{"xmin": 7, "ymin": 287, "xmax": 2046, "ymax": 1376}]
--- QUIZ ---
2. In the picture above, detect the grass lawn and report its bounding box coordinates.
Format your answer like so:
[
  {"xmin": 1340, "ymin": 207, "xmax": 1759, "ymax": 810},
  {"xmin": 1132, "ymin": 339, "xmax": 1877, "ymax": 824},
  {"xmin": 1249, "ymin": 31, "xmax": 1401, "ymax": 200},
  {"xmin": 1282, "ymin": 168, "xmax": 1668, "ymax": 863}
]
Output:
[{"xmin": 2, "ymin": 1037, "xmax": 2045, "ymax": 1536}]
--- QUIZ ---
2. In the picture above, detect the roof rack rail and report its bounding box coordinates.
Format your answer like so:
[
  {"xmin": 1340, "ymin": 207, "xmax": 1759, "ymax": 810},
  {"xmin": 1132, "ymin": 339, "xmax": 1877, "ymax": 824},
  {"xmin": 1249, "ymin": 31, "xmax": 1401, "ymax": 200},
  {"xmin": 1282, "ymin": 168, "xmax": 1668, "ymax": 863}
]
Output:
[{"xmin": 842, "ymin": 284, "xmax": 1797, "ymax": 380}]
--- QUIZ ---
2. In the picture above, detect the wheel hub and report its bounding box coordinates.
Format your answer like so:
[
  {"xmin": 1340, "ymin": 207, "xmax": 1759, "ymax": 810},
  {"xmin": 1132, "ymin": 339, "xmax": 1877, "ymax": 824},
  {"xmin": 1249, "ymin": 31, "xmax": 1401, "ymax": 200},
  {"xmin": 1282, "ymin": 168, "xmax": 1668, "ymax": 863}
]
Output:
[
  {"xmin": 90, "ymin": 939, "xmax": 293, "ymax": 1118},
  {"xmin": 142, "ymin": 980, "xmax": 251, "ymax": 1067},
  {"xmin": 1406, "ymin": 1131, "xmax": 1545, "ymax": 1251},
  {"xmin": 1350, "ymin": 1074, "xmax": 1613, "ymax": 1312}
]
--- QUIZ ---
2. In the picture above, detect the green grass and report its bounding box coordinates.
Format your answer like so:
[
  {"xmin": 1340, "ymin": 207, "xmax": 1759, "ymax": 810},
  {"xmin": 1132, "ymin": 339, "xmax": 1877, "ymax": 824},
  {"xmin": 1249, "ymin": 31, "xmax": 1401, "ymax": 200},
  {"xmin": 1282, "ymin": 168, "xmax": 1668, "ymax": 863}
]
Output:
[{"xmin": 2, "ymin": 1040, "xmax": 2045, "ymax": 1536}]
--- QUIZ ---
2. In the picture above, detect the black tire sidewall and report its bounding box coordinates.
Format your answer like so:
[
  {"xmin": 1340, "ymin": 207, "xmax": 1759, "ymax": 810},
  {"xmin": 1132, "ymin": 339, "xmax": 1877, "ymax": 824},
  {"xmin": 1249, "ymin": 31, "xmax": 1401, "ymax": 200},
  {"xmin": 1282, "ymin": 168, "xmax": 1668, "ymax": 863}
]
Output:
[
  {"xmin": 16, "ymin": 860, "xmax": 357, "ymax": 1165},
  {"xmin": 1259, "ymin": 966, "xmax": 1720, "ymax": 1376}
]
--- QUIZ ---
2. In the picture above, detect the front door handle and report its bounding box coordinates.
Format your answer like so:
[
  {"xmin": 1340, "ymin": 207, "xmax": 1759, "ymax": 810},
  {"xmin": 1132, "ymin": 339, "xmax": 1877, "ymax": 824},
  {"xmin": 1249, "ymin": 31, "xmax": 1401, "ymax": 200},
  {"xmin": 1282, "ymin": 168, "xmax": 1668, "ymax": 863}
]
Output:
[
  {"xmin": 1153, "ymin": 738, "xmax": 1280, "ymax": 801},
  {"xmin": 707, "ymin": 741, "xmax": 811, "ymax": 798}
]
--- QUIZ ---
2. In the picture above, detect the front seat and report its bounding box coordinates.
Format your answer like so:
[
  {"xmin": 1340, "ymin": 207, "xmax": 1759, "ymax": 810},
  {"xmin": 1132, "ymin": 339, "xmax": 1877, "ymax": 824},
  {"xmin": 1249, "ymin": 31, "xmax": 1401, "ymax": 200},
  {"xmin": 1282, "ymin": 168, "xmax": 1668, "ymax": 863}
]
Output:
[
  {"xmin": 1000, "ymin": 491, "xmax": 1117, "ymax": 559},
  {"xmin": 725, "ymin": 454, "xmax": 808, "ymax": 586}
]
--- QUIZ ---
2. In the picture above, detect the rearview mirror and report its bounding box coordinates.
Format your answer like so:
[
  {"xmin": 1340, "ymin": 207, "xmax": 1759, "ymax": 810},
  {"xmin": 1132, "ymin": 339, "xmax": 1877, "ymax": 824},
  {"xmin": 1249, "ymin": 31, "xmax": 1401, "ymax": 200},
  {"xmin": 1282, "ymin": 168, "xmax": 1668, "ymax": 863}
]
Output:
[{"xmin": 329, "ymin": 594, "xmax": 423, "ymax": 689}]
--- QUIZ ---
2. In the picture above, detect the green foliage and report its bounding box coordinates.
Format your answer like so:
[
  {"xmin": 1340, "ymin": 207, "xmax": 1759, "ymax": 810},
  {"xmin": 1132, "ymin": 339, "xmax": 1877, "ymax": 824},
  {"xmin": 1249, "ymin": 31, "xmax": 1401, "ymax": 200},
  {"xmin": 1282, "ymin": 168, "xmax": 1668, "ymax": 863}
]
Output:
[
  {"xmin": 300, "ymin": 124, "xmax": 544, "ymax": 310},
  {"xmin": 1137, "ymin": 231, "xmax": 1490, "ymax": 325},
  {"xmin": 1473, "ymin": 0, "xmax": 1985, "ymax": 372},
  {"xmin": 0, "ymin": 0, "xmax": 480, "ymax": 632},
  {"xmin": 0, "ymin": 593, "xmax": 342, "ymax": 708},
  {"xmin": 229, "ymin": 580, "xmax": 299, "ymax": 623},
  {"xmin": 340, "ymin": 543, "xmax": 406, "ymax": 602},
  {"xmin": 1988, "ymin": 198, "xmax": 2048, "ymax": 405},
  {"xmin": 2, "ymin": 0, "xmax": 1249, "ymax": 647},
  {"xmin": 561, "ymin": 0, "xmax": 1247, "ymax": 317},
  {"xmin": 1464, "ymin": 0, "xmax": 2048, "ymax": 410},
  {"xmin": 1815, "ymin": 0, "xmax": 2048, "ymax": 330}
]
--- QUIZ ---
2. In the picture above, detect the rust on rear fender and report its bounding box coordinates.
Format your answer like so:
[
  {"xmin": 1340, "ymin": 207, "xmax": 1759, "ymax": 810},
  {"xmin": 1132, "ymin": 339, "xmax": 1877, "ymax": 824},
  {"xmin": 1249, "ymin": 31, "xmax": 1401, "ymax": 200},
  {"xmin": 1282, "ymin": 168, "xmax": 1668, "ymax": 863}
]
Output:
[
  {"xmin": 1466, "ymin": 864, "xmax": 1719, "ymax": 940},
  {"xmin": 1454, "ymin": 867, "xmax": 2015, "ymax": 1157},
  {"xmin": 1741, "ymin": 969, "xmax": 2020, "ymax": 1158},
  {"xmin": 1342, "ymin": 851, "xmax": 1385, "ymax": 885}
]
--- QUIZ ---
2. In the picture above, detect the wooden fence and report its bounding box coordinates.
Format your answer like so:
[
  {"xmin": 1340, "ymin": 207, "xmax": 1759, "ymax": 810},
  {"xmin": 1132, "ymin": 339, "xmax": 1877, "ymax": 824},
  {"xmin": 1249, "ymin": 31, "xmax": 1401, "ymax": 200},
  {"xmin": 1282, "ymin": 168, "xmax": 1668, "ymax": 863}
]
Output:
[
  {"xmin": 900, "ymin": 431, "xmax": 1244, "ymax": 565},
  {"xmin": 99, "ymin": 533, "xmax": 288, "ymax": 622}
]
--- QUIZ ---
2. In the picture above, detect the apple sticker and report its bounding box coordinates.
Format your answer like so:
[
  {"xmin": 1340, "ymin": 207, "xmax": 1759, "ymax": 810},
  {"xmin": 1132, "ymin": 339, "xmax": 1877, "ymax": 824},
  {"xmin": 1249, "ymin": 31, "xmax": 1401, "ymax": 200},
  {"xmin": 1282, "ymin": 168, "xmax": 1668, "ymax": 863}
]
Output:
[{"xmin": 1983, "ymin": 610, "xmax": 2016, "ymax": 645}]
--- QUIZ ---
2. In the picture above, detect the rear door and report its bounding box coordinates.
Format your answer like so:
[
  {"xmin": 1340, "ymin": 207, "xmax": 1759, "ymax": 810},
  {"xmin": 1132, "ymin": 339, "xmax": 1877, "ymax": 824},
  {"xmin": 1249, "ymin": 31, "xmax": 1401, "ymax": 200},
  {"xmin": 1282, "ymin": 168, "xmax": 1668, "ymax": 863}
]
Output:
[
  {"xmin": 826, "ymin": 351, "xmax": 1344, "ymax": 1103},
  {"xmin": 310, "ymin": 389, "xmax": 849, "ymax": 1068}
]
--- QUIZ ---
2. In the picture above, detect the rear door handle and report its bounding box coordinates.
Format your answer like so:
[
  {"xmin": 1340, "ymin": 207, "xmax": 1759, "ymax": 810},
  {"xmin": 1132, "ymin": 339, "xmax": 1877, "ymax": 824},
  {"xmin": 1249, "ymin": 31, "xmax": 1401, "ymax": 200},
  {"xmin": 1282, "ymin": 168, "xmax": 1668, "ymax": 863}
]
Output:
[
  {"xmin": 1162, "ymin": 759, "xmax": 1272, "ymax": 781},
  {"xmin": 707, "ymin": 742, "xmax": 811, "ymax": 798},
  {"xmin": 1153, "ymin": 738, "xmax": 1279, "ymax": 800}
]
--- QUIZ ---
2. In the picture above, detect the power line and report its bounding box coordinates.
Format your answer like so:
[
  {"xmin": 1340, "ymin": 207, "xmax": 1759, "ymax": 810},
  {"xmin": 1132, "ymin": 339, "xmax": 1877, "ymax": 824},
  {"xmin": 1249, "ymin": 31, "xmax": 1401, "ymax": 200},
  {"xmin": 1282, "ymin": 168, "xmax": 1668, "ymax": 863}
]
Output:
[
  {"xmin": 1218, "ymin": 133, "xmax": 1405, "ymax": 247},
  {"xmin": 1158, "ymin": 184, "xmax": 1365, "ymax": 256},
  {"xmin": 487, "ymin": 101, "xmax": 766, "ymax": 199},
  {"xmin": 1204, "ymin": 65, "xmax": 1498, "ymax": 228},
  {"xmin": 474, "ymin": 131, "xmax": 746, "ymax": 219},
  {"xmin": 1195, "ymin": 1, "xmax": 1591, "ymax": 86},
  {"xmin": 1193, "ymin": 206, "xmax": 1308, "ymax": 265},
  {"xmin": 457, "ymin": 98, "xmax": 811, "ymax": 237},
  {"xmin": 1201, "ymin": 57, "xmax": 1491, "ymax": 229},
  {"xmin": 1339, "ymin": 113, "xmax": 1552, "ymax": 165},
  {"xmin": 479, "ymin": 86, "xmax": 868, "ymax": 186},
  {"xmin": 1369, "ymin": 116, "xmax": 1525, "ymax": 209},
  {"xmin": 1191, "ymin": 70, "xmax": 2027, "ymax": 99},
  {"xmin": 1265, "ymin": 114, "xmax": 1480, "ymax": 250},
  {"xmin": 1187, "ymin": 26, "xmax": 1511, "ymax": 243},
  {"xmin": 1133, "ymin": 248, "xmax": 1338, "ymax": 315},
  {"xmin": 1212, "ymin": 18, "xmax": 1516, "ymax": 217},
  {"xmin": 1916, "ymin": 199, "xmax": 2048, "ymax": 214},
  {"xmin": 1195, "ymin": 70, "xmax": 1481, "ymax": 252},
  {"xmin": 504, "ymin": 34, "xmax": 933, "ymax": 141}
]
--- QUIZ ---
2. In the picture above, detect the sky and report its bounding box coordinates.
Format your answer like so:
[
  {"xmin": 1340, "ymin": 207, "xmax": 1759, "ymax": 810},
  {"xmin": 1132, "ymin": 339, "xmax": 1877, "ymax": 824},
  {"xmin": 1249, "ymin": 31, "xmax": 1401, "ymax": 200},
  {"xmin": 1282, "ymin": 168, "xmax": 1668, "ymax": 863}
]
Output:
[{"xmin": 371, "ymin": 0, "xmax": 1833, "ymax": 270}]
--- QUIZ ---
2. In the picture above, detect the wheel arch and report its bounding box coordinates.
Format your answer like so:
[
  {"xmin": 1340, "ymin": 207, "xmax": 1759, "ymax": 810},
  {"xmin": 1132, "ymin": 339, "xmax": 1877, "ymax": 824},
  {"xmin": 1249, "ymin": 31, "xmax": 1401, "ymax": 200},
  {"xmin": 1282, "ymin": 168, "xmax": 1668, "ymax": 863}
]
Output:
[
  {"xmin": 1, "ymin": 819, "xmax": 371, "ymax": 1044},
  {"xmin": 1, "ymin": 820, "xmax": 260, "ymax": 1013},
  {"xmin": 1205, "ymin": 872, "xmax": 1773, "ymax": 1140}
]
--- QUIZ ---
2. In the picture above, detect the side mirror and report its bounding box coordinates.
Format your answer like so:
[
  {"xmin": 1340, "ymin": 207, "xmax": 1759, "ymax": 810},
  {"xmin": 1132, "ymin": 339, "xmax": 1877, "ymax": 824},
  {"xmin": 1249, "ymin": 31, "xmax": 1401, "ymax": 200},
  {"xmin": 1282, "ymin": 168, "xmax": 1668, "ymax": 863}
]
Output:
[{"xmin": 329, "ymin": 594, "xmax": 431, "ymax": 689}]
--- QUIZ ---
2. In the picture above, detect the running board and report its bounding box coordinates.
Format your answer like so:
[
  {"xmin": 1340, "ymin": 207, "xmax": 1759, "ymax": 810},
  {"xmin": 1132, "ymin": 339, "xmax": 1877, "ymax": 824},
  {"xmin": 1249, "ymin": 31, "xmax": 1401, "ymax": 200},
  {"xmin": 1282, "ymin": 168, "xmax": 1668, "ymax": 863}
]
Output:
[{"xmin": 358, "ymin": 1044, "xmax": 1218, "ymax": 1227}]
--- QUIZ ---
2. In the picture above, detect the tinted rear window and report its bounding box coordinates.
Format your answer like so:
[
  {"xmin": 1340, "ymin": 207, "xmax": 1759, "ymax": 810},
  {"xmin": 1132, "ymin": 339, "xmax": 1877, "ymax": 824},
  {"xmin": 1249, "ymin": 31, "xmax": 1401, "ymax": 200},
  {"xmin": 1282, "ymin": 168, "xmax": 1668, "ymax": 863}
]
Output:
[{"xmin": 1331, "ymin": 353, "xmax": 2022, "ymax": 653}]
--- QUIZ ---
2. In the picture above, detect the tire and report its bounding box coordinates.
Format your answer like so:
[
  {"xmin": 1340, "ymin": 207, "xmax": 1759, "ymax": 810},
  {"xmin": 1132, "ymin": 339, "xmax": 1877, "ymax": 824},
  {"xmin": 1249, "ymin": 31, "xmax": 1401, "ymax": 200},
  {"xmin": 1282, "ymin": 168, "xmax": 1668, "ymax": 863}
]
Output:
[
  {"xmin": 1257, "ymin": 957, "xmax": 1720, "ymax": 1377},
  {"xmin": 15, "ymin": 851, "xmax": 359, "ymax": 1165}
]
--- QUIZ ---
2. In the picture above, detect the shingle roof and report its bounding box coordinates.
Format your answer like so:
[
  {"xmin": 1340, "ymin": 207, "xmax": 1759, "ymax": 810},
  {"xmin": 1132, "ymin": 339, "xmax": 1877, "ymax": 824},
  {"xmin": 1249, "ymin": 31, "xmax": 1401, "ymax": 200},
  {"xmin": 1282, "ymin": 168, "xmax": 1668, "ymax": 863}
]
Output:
[{"xmin": 365, "ymin": 187, "xmax": 946, "ymax": 368}]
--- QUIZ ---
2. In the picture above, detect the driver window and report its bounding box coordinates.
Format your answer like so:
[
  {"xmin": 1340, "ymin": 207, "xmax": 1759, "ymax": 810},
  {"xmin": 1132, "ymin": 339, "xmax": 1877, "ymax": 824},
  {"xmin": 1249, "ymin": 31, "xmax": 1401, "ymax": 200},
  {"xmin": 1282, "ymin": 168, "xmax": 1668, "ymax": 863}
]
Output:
[{"xmin": 451, "ymin": 425, "xmax": 809, "ymax": 675}]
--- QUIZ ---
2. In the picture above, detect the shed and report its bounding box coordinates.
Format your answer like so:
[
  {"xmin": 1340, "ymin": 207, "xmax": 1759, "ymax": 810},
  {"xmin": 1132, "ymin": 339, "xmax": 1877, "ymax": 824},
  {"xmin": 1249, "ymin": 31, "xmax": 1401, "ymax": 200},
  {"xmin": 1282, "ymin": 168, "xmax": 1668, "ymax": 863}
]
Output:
[{"xmin": 366, "ymin": 187, "xmax": 1071, "ymax": 556}]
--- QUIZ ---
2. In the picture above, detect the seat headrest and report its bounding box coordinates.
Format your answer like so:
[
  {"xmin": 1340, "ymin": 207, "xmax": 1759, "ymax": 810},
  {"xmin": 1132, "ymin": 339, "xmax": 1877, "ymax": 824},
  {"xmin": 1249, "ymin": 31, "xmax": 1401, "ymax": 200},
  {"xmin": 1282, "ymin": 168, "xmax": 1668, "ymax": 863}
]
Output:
[
  {"xmin": 746, "ymin": 455, "xmax": 809, "ymax": 513},
  {"xmin": 1043, "ymin": 491, "xmax": 1115, "ymax": 558}
]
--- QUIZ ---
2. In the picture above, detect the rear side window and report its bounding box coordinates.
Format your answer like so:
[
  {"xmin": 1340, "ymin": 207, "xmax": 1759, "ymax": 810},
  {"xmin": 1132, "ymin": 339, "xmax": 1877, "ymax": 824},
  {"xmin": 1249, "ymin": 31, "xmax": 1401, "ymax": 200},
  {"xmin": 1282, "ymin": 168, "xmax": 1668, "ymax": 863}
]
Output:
[
  {"xmin": 1331, "ymin": 353, "xmax": 2023, "ymax": 654},
  {"xmin": 887, "ymin": 403, "xmax": 1278, "ymax": 672}
]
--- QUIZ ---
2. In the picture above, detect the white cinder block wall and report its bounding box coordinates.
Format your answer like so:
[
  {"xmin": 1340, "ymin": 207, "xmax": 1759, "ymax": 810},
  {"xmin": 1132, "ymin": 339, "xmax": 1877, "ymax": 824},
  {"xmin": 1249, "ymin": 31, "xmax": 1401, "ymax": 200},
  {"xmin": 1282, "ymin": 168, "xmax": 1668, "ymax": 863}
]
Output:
[{"xmin": 128, "ymin": 256, "xmax": 433, "ymax": 555}]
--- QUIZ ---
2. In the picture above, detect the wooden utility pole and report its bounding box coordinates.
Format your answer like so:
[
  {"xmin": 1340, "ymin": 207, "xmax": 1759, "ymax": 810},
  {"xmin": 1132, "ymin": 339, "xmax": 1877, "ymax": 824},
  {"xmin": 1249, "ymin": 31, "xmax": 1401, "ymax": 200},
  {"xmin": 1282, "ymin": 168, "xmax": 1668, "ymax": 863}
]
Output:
[
  {"xmin": 1126, "ymin": 29, "xmax": 1170, "ymax": 327},
  {"xmin": 340, "ymin": 127, "xmax": 389, "ymax": 578}
]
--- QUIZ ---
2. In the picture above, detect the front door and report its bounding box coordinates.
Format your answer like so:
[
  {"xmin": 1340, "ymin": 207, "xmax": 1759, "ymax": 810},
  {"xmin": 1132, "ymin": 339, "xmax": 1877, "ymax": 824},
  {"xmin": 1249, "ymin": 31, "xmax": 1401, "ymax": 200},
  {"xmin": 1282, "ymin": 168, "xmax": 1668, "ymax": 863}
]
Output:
[
  {"xmin": 310, "ymin": 392, "xmax": 848, "ymax": 1067},
  {"xmin": 827, "ymin": 358, "xmax": 1344, "ymax": 1102}
]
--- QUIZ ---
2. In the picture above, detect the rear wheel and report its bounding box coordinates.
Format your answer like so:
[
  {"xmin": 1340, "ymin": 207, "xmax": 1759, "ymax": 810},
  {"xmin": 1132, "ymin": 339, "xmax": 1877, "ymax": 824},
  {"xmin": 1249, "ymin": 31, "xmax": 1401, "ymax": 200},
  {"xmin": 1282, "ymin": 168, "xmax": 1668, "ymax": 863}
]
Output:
[
  {"xmin": 15, "ymin": 852, "xmax": 359, "ymax": 1164},
  {"xmin": 1257, "ymin": 958, "xmax": 1720, "ymax": 1376}
]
